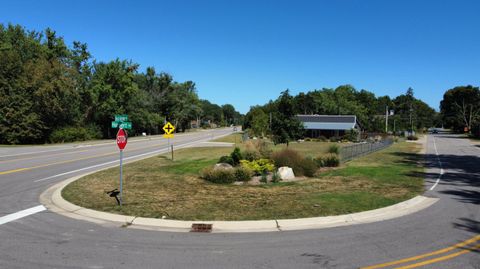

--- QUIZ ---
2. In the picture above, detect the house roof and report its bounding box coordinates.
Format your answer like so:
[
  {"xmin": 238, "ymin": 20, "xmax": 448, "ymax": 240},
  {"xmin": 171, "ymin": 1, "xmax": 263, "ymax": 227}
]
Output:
[{"xmin": 297, "ymin": 115, "xmax": 359, "ymax": 130}]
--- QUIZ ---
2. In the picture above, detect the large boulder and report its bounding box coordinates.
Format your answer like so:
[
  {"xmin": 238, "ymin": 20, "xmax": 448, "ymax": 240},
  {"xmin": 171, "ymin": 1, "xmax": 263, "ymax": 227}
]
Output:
[
  {"xmin": 278, "ymin": 166, "xmax": 295, "ymax": 180},
  {"xmin": 214, "ymin": 163, "xmax": 234, "ymax": 171}
]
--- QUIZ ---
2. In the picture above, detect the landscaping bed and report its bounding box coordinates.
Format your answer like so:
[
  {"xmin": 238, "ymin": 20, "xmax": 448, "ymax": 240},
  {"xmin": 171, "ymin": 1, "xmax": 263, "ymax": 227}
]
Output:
[{"xmin": 62, "ymin": 135, "xmax": 425, "ymax": 221}]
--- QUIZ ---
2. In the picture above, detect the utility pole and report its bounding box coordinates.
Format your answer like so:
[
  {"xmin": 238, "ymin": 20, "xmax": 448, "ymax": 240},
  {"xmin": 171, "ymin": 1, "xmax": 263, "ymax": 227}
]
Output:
[
  {"xmin": 409, "ymin": 104, "xmax": 413, "ymax": 136},
  {"xmin": 385, "ymin": 106, "xmax": 389, "ymax": 133}
]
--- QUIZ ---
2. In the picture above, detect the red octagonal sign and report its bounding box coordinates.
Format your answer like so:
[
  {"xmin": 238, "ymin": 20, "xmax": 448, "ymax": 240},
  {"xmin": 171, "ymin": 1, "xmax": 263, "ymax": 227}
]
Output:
[{"xmin": 116, "ymin": 128, "xmax": 128, "ymax": 150}]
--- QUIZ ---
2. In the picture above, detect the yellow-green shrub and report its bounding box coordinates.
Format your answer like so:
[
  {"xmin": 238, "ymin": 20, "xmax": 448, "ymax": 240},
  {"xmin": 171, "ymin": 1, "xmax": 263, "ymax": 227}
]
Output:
[{"xmin": 240, "ymin": 159, "xmax": 274, "ymax": 175}]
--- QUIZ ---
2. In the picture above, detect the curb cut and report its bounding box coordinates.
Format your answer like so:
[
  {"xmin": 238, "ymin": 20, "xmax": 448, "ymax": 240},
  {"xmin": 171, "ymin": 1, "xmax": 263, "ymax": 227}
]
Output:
[{"xmin": 40, "ymin": 173, "xmax": 439, "ymax": 233}]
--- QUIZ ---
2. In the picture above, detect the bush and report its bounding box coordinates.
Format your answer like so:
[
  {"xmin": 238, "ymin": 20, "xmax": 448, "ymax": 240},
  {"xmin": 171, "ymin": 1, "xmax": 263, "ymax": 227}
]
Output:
[
  {"xmin": 271, "ymin": 172, "xmax": 281, "ymax": 183},
  {"xmin": 234, "ymin": 166, "xmax": 253, "ymax": 181},
  {"xmin": 240, "ymin": 159, "xmax": 275, "ymax": 175},
  {"xmin": 230, "ymin": 147, "xmax": 243, "ymax": 165},
  {"xmin": 327, "ymin": 144, "xmax": 340, "ymax": 154},
  {"xmin": 271, "ymin": 148, "xmax": 303, "ymax": 168},
  {"xmin": 218, "ymin": 155, "xmax": 234, "ymax": 165},
  {"xmin": 301, "ymin": 157, "xmax": 318, "ymax": 177},
  {"xmin": 242, "ymin": 148, "xmax": 261, "ymax": 161},
  {"xmin": 271, "ymin": 149, "xmax": 317, "ymax": 177},
  {"xmin": 260, "ymin": 172, "xmax": 268, "ymax": 183},
  {"xmin": 318, "ymin": 136, "xmax": 328, "ymax": 142},
  {"xmin": 318, "ymin": 153, "xmax": 340, "ymax": 167},
  {"xmin": 407, "ymin": 135, "xmax": 418, "ymax": 141},
  {"xmin": 244, "ymin": 140, "xmax": 272, "ymax": 159},
  {"xmin": 201, "ymin": 167, "xmax": 236, "ymax": 184},
  {"xmin": 49, "ymin": 125, "xmax": 102, "ymax": 143},
  {"xmin": 346, "ymin": 128, "xmax": 359, "ymax": 142},
  {"xmin": 329, "ymin": 136, "xmax": 340, "ymax": 142}
]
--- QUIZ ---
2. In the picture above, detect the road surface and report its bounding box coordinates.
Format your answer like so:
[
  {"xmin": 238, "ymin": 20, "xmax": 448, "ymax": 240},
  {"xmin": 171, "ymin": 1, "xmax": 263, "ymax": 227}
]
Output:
[{"xmin": 0, "ymin": 132, "xmax": 478, "ymax": 268}]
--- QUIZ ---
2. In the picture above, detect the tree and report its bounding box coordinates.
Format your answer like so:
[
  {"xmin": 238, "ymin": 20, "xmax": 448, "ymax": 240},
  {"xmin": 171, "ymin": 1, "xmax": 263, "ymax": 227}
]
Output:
[
  {"xmin": 271, "ymin": 90, "xmax": 304, "ymax": 145},
  {"xmin": 222, "ymin": 104, "xmax": 236, "ymax": 125},
  {"xmin": 246, "ymin": 106, "xmax": 268, "ymax": 137},
  {"xmin": 440, "ymin": 85, "xmax": 480, "ymax": 132},
  {"xmin": 0, "ymin": 23, "xmax": 243, "ymax": 144}
]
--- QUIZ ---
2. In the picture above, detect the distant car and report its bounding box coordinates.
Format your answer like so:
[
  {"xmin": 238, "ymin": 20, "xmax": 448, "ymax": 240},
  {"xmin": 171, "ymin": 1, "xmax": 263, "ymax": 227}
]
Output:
[{"xmin": 431, "ymin": 129, "xmax": 438, "ymax": 134}]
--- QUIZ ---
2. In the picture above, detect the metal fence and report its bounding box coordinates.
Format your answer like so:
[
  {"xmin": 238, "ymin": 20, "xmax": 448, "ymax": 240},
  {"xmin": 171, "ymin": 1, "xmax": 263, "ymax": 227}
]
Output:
[{"xmin": 340, "ymin": 138, "xmax": 394, "ymax": 162}]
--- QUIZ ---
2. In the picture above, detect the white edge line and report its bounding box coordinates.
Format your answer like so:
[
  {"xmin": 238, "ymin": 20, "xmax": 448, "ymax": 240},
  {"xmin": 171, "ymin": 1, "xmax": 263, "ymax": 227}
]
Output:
[
  {"xmin": 34, "ymin": 132, "xmax": 232, "ymax": 183},
  {"xmin": 429, "ymin": 136, "xmax": 443, "ymax": 191},
  {"xmin": 0, "ymin": 205, "xmax": 47, "ymax": 225}
]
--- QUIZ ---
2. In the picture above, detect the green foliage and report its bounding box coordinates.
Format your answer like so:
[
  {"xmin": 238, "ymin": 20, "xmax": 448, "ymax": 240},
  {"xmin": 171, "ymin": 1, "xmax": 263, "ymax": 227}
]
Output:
[
  {"xmin": 440, "ymin": 85, "xmax": 480, "ymax": 133},
  {"xmin": 271, "ymin": 90, "xmax": 305, "ymax": 145},
  {"xmin": 0, "ymin": 23, "xmax": 242, "ymax": 144},
  {"xmin": 329, "ymin": 137, "xmax": 340, "ymax": 142},
  {"xmin": 271, "ymin": 172, "xmax": 281, "ymax": 183},
  {"xmin": 346, "ymin": 129, "xmax": 359, "ymax": 142},
  {"xmin": 245, "ymin": 86, "xmax": 438, "ymax": 136},
  {"xmin": 240, "ymin": 159, "xmax": 275, "ymax": 175},
  {"xmin": 317, "ymin": 153, "xmax": 340, "ymax": 167},
  {"xmin": 243, "ymin": 106, "xmax": 269, "ymax": 137},
  {"xmin": 301, "ymin": 157, "xmax": 318, "ymax": 177},
  {"xmin": 327, "ymin": 144, "xmax": 340, "ymax": 154},
  {"xmin": 230, "ymin": 147, "xmax": 243, "ymax": 166},
  {"xmin": 49, "ymin": 125, "xmax": 102, "ymax": 143},
  {"xmin": 201, "ymin": 167, "xmax": 236, "ymax": 184},
  {"xmin": 218, "ymin": 155, "xmax": 234, "ymax": 165},
  {"xmin": 260, "ymin": 172, "xmax": 268, "ymax": 183},
  {"xmin": 234, "ymin": 166, "xmax": 253, "ymax": 182},
  {"xmin": 242, "ymin": 148, "xmax": 261, "ymax": 161}
]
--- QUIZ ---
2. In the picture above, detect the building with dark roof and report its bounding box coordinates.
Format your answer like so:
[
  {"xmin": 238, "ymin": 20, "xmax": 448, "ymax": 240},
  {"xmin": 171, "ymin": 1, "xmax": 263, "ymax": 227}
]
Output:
[{"xmin": 297, "ymin": 115, "xmax": 362, "ymax": 138}]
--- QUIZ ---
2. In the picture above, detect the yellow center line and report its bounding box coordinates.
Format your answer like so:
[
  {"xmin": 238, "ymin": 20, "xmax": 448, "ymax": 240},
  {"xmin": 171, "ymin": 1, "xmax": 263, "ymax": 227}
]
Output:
[
  {"xmin": 360, "ymin": 235, "xmax": 480, "ymax": 269},
  {"xmin": 0, "ymin": 168, "xmax": 31, "ymax": 175},
  {"xmin": 0, "ymin": 150, "xmax": 90, "ymax": 164},
  {"xmin": 0, "ymin": 141, "xmax": 172, "ymax": 175},
  {"xmin": 394, "ymin": 243, "xmax": 480, "ymax": 269}
]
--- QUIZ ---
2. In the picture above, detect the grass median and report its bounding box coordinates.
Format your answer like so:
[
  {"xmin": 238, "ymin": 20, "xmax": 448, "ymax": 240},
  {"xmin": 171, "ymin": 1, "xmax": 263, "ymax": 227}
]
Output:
[{"xmin": 62, "ymin": 136, "xmax": 425, "ymax": 221}]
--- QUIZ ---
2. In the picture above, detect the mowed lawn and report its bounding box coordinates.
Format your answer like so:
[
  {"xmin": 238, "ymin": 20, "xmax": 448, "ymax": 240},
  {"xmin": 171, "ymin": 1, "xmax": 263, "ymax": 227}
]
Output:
[{"xmin": 63, "ymin": 135, "xmax": 425, "ymax": 221}]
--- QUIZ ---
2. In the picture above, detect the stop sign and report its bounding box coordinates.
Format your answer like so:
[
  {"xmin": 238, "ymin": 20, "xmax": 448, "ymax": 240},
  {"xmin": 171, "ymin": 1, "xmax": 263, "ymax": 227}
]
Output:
[{"xmin": 116, "ymin": 128, "xmax": 128, "ymax": 150}]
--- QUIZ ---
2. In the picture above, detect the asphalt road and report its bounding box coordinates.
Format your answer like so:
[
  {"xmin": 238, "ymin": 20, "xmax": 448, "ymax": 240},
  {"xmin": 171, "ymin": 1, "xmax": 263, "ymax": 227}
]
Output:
[{"xmin": 0, "ymin": 132, "xmax": 479, "ymax": 269}]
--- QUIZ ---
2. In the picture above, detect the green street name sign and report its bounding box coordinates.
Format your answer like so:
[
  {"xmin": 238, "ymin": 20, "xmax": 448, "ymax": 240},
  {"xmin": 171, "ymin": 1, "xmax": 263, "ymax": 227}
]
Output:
[
  {"xmin": 112, "ymin": 121, "xmax": 132, "ymax": 129},
  {"xmin": 115, "ymin": 114, "xmax": 129, "ymax": 122},
  {"xmin": 119, "ymin": 121, "xmax": 132, "ymax": 129}
]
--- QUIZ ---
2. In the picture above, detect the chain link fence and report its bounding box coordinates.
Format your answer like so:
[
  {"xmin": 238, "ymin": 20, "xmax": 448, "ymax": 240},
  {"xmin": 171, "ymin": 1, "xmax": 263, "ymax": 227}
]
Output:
[{"xmin": 340, "ymin": 138, "xmax": 394, "ymax": 162}]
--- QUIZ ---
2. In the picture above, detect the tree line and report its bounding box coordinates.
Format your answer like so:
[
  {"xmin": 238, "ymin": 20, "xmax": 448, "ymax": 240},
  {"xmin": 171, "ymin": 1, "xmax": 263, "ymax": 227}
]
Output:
[
  {"xmin": 440, "ymin": 85, "xmax": 480, "ymax": 136},
  {"xmin": 243, "ymin": 86, "xmax": 440, "ymax": 140},
  {"xmin": 0, "ymin": 24, "xmax": 242, "ymax": 144}
]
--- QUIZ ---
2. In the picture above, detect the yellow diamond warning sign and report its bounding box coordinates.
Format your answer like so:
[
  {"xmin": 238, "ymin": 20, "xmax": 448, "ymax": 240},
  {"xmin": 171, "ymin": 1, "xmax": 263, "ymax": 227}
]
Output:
[{"xmin": 163, "ymin": 122, "xmax": 175, "ymax": 138}]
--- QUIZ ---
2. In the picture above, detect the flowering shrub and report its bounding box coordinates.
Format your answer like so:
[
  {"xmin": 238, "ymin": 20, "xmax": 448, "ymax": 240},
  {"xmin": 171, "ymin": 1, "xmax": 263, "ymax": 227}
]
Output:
[{"xmin": 240, "ymin": 159, "xmax": 275, "ymax": 175}]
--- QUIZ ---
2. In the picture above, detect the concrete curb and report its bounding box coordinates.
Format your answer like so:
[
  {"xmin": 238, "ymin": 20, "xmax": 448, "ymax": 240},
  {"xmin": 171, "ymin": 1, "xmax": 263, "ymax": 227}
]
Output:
[{"xmin": 40, "ymin": 174, "xmax": 439, "ymax": 233}]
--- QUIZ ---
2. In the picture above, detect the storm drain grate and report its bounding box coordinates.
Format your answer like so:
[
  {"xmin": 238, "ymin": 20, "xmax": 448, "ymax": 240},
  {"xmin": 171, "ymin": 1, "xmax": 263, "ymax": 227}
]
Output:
[{"xmin": 191, "ymin": 223, "xmax": 213, "ymax": 233}]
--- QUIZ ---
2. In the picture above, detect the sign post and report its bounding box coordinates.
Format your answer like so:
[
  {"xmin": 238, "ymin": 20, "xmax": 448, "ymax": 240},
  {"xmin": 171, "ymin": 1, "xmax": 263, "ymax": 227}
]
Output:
[
  {"xmin": 116, "ymin": 128, "xmax": 128, "ymax": 205},
  {"xmin": 163, "ymin": 122, "xmax": 175, "ymax": 160}
]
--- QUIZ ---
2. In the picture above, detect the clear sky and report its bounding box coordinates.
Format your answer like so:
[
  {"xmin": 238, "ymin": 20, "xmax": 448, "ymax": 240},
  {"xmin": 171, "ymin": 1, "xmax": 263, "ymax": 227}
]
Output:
[{"xmin": 1, "ymin": 0, "xmax": 479, "ymax": 113}]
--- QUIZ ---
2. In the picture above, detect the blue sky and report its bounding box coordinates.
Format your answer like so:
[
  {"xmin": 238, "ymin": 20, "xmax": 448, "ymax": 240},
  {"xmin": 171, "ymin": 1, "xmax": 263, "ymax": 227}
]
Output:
[{"xmin": 1, "ymin": 0, "xmax": 479, "ymax": 113}]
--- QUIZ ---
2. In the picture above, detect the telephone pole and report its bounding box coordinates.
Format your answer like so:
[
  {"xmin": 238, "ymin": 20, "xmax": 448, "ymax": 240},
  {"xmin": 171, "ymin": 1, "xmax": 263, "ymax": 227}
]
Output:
[{"xmin": 385, "ymin": 106, "xmax": 389, "ymax": 133}]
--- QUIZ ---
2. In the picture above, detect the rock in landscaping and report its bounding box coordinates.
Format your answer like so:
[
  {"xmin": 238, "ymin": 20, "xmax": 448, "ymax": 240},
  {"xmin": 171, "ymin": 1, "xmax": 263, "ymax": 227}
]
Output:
[
  {"xmin": 214, "ymin": 163, "xmax": 234, "ymax": 170},
  {"xmin": 278, "ymin": 166, "xmax": 295, "ymax": 180}
]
